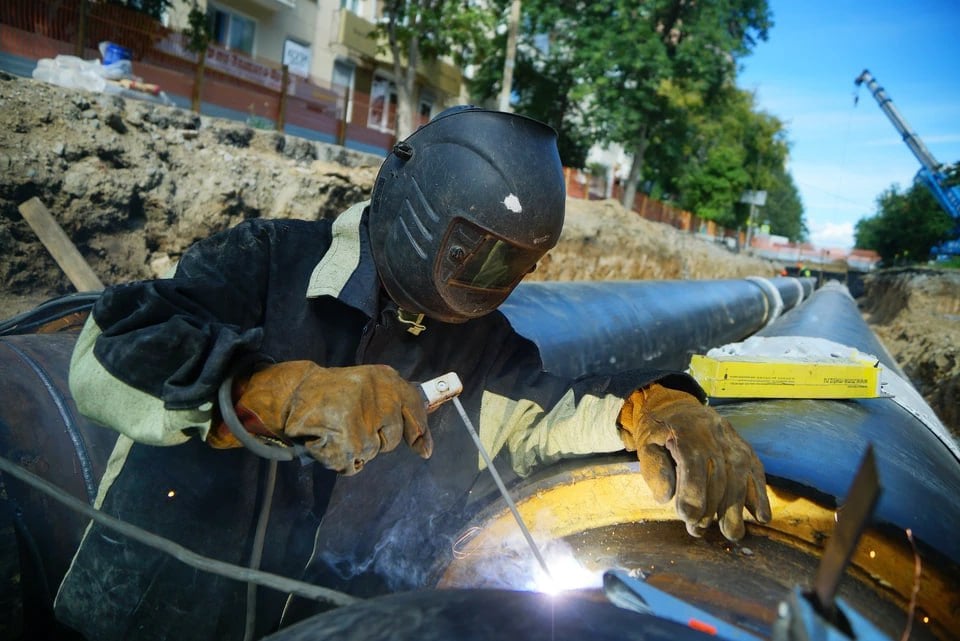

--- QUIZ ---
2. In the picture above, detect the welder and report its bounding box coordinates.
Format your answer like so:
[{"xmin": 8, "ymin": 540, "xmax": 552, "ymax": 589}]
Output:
[{"xmin": 54, "ymin": 107, "xmax": 771, "ymax": 640}]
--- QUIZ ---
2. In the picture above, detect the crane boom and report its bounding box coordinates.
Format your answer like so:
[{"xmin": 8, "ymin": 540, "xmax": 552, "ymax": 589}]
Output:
[
  {"xmin": 855, "ymin": 69, "xmax": 960, "ymax": 258},
  {"xmin": 855, "ymin": 70, "xmax": 942, "ymax": 173}
]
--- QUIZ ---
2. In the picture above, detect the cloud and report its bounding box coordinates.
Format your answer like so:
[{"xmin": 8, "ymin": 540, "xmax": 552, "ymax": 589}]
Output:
[{"xmin": 809, "ymin": 220, "xmax": 856, "ymax": 250}]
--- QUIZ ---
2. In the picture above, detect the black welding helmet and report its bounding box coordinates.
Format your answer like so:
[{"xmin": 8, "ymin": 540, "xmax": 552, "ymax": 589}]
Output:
[{"xmin": 369, "ymin": 107, "xmax": 565, "ymax": 323}]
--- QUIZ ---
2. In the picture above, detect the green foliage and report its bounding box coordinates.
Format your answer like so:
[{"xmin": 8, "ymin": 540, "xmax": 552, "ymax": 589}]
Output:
[
  {"xmin": 104, "ymin": 0, "xmax": 172, "ymax": 21},
  {"xmin": 374, "ymin": 1, "xmax": 496, "ymax": 67},
  {"xmin": 678, "ymin": 144, "xmax": 750, "ymax": 226},
  {"xmin": 587, "ymin": 161, "xmax": 608, "ymax": 178},
  {"xmin": 468, "ymin": 0, "xmax": 597, "ymax": 166},
  {"xmin": 676, "ymin": 87, "xmax": 790, "ymax": 229},
  {"xmin": 375, "ymin": 1, "xmax": 497, "ymax": 137},
  {"xmin": 568, "ymin": 0, "xmax": 771, "ymax": 147},
  {"xmin": 470, "ymin": 0, "xmax": 807, "ymax": 237},
  {"xmin": 472, "ymin": 2, "xmax": 775, "ymax": 194},
  {"xmin": 855, "ymin": 173, "xmax": 957, "ymax": 263},
  {"xmin": 762, "ymin": 165, "xmax": 807, "ymax": 241},
  {"xmin": 183, "ymin": 3, "xmax": 212, "ymax": 55}
]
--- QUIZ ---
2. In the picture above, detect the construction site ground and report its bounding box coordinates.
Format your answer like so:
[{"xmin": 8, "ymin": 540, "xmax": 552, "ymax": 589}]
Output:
[{"xmin": 1, "ymin": 70, "xmax": 957, "ymax": 439}]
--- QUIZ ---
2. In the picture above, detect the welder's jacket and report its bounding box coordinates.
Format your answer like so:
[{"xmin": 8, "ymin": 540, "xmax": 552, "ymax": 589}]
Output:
[{"xmin": 55, "ymin": 202, "xmax": 704, "ymax": 640}]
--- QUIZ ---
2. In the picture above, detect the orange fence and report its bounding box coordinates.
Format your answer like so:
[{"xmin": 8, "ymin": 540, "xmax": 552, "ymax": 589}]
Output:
[{"xmin": 563, "ymin": 167, "xmax": 742, "ymax": 244}]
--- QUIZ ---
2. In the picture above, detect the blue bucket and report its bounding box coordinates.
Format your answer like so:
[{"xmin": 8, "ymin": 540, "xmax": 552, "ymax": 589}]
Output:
[{"xmin": 101, "ymin": 42, "xmax": 132, "ymax": 65}]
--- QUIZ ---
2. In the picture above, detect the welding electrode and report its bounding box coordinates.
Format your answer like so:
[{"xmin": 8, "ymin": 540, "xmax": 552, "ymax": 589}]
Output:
[
  {"xmin": 420, "ymin": 373, "xmax": 553, "ymax": 580},
  {"xmin": 453, "ymin": 400, "xmax": 554, "ymax": 580}
]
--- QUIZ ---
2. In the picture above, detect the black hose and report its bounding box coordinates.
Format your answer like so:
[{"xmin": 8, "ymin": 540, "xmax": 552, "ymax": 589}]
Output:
[
  {"xmin": 244, "ymin": 458, "xmax": 278, "ymax": 641},
  {"xmin": 0, "ymin": 292, "xmax": 101, "ymax": 336},
  {"xmin": 218, "ymin": 372, "xmax": 311, "ymax": 462}
]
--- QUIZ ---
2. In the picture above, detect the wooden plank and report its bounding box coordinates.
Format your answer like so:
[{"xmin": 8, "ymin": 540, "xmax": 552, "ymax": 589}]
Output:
[{"xmin": 17, "ymin": 197, "xmax": 104, "ymax": 292}]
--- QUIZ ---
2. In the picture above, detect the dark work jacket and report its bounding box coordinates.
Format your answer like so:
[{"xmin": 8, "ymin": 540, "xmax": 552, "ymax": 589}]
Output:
[{"xmin": 54, "ymin": 205, "xmax": 703, "ymax": 641}]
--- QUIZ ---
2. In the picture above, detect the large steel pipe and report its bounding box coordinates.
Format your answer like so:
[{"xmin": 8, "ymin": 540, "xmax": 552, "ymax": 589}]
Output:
[
  {"xmin": 501, "ymin": 277, "xmax": 811, "ymax": 377},
  {"xmin": 716, "ymin": 284, "xmax": 960, "ymax": 561},
  {"xmin": 0, "ymin": 333, "xmax": 119, "ymax": 625}
]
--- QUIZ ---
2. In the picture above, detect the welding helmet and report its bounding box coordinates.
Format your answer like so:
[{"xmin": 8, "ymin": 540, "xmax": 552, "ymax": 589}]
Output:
[{"xmin": 369, "ymin": 107, "xmax": 565, "ymax": 323}]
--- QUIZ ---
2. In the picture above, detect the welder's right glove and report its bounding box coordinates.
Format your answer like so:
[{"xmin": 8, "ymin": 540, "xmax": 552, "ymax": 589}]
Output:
[
  {"xmin": 208, "ymin": 361, "xmax": 433, "ymax": 475},
  {"xmin": 618, "ymin": 383, "xmax": 772, "ymax": 541}
]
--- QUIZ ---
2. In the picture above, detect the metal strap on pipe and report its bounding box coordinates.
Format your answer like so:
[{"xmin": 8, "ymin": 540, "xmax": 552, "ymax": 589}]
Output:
[{"xmin": 745, "ymin": 277, "xmax": 783, "ymax": 326}]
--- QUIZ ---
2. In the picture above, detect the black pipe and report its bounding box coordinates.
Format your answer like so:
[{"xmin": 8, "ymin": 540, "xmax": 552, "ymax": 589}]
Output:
[
  {"xmin": 502, "ymin": 277, "xmax": 808, "ymax": 378},
  {"xmin": 0, "ymin": 334, "xmax": 119, "ymax": 606},
  {"xmin": 716, "ymin": 283, "xmax": 960, "ymax": 564}
]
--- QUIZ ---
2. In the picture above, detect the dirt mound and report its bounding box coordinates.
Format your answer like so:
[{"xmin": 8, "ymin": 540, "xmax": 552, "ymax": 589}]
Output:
[
  {"xmin": 1, "ymin": 70, "xmax": 957, "ymax": 436},
  {"xmin": 0, "ymin": 70, "xmax": 379, "ymax": 310},
  {"xmin": 861, "ymin": 268, "xmax": 960, "ymax": 434}
]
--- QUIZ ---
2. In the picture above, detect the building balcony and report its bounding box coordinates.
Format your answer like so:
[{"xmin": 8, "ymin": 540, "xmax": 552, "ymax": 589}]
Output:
[
  {"xmin": 335, "ymin": 10, "xmax": 462, "ymax": 97},
  {"xmin": 245, "ymin": 0, "xmax": 296, "ymax": 11}
]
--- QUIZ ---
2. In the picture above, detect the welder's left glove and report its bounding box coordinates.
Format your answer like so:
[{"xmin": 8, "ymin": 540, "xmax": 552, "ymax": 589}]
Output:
[{"xmin": 618, "ymin": 383, "xmax": 772, "ymax": 541}]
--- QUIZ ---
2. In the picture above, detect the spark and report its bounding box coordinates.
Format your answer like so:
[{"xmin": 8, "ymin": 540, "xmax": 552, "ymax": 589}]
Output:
[{"xmin": 531, "ymin": 548, "xmax": 603, "ymax": 595}]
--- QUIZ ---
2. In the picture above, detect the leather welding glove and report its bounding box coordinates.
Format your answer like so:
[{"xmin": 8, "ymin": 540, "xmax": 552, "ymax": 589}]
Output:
[
  {"xmin": 208, "ymin": 361, "xmax": 432, "ymax": 475},
  {"xmin": 618, "ymin": 383, "xmax": 772, "ymax": 541}
]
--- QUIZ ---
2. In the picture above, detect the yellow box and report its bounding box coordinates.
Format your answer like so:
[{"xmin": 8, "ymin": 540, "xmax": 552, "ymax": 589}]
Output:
[{"xmin": 688, "ymin": 353, "xmax": 883, "ymax": 399}]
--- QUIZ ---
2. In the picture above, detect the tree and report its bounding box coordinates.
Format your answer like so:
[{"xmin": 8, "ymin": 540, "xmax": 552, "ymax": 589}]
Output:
[
  {"xmin": 183, "ymin": 2, "xmax": 212, "ymax": 113},
  {"xmin": 468, "ymin": 0, "xmax": 596, "ymax": 167},
  {"xmin": 762, "ymin": 165, "xmax": 806, "ymax": 241},
  {"xmin": 374, "ymin": 1, "xmax": 496, "ymax": 139},
  {"xmin": 676, "ymin": 88, "xmax": 794, "ymax": 231},
  {"xmin": 567, "ymin": 0, "xmax": 771, "ymax": 210},
  {"xmin": 855, "ymin": 173, "xmax": 957, "ymax": 263},
  {"xmin": 470, "ymin": 0, "xmax": 791, "ymax": 228}
]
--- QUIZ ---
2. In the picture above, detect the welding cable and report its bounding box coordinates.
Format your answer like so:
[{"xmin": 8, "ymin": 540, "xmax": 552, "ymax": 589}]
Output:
[
  {"xmin": 244, "ymin": 458, "xmax": 278, "ymax": 641},
  {"xmin": 219, "ymin": 370, "xmax": 311, "ymax": 462},
  {"xmin": 0, "ymin": 453, "xmax": 361, "ymax": 607},
  {"xmin": 0, "ymin": 292, "xmax": 100, "ymax": 336}
]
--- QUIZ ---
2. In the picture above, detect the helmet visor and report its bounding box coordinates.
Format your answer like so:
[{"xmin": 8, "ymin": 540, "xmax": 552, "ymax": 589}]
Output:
[
  {"xmin": 431, "ymin": 219, "xmax": 546, "ymax": 319},
  {"xmin": 450, "ymin": 235, "xmax": 538, "ymax": 290}
]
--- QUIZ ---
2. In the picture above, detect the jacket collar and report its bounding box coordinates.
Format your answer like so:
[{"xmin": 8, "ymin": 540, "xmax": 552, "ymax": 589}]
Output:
[{"xmin": 305, "ymin": 201, "xmax": 380, "ymax": 319}]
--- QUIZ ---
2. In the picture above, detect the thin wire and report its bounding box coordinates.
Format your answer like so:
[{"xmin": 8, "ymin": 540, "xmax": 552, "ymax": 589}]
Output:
[{"xmin": 0, "ymin": 453, "xmax": 360, "ymax": 607}]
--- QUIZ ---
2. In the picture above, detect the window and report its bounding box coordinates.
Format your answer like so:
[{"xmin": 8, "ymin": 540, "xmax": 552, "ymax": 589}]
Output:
[
  {"xmin": 368, "ymin": 75, "xmax": 397, "ymax": 133},
  {"xmin": 417, "ymin": 95, "xmax": 434, "ymax": 127},
  {"xmin": 209, "ymin": 5, "xmax": 256, "ymax": 55},
  {"xmin": 340, "ymin": 0, "xmax": 362, "ymax": 15},
  {"xmin": 332, "ymin": 60, "xmax": 356, "ymax": 123}
]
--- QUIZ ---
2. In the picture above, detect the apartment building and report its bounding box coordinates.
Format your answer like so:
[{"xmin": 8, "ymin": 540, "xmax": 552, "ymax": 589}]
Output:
[{"xmin": 167, "ymin": 0, "xmax": 464, "ymax": 134}]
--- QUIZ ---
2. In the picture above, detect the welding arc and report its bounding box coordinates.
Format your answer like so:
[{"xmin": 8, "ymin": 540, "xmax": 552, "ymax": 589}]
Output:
[{"xmin": 452, "ymin": 397, "xmax": 553, "ymax": 580}]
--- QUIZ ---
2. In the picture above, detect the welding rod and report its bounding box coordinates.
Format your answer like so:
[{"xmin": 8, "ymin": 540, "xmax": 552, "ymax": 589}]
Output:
[{"xmin": 452, "ymin": 396, "xmax": 553, "ymax": 580}]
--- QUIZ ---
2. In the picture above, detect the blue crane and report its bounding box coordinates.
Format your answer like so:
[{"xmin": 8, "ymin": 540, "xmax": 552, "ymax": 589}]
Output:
[{"xmin": 855, "ymin": 69, "xmax": 960, "ymax": 259}]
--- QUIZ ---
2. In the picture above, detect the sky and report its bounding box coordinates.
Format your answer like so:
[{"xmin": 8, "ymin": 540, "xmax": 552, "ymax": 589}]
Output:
[{"xmin": 736, "ymin": 0, "xmax": 960, "ymax": 250}]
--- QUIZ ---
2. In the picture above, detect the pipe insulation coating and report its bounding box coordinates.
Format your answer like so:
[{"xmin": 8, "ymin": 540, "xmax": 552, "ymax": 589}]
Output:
[
  {"xmin": 718, "ymin": 283, "xmax": 960, "ymax": 564},
  {"xmin": 501, "ymin": 277, "xmax": 810, "ymax": 378}
]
